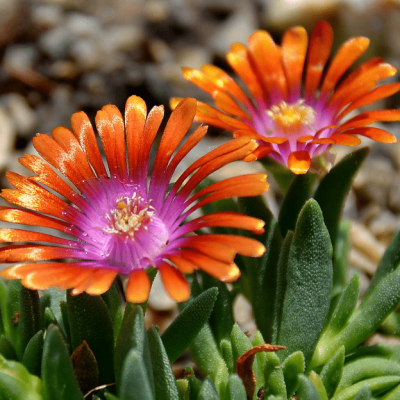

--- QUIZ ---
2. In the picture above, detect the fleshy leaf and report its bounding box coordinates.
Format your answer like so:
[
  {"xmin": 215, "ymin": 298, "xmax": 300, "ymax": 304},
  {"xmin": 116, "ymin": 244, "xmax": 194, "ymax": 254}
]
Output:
[
  {"xmin": 18, "ymin": 287, "xmax": 40, "ymax": 359},
  {"xmin": 275, "ymin": 200, "xmax": 333, "ymax": 366},
  {"xmin": 21, "ymin": 330, "xmax": 44, "ymax": 377},
  {"xmin": 332, "ymin": 220, "xmax": 351, "ymax": 296},
  {"xmin": 0, "ymin": 334, "xmax": 17, "ymax": 361},
  {"xmin": 320, "ymin": 346, "xmax": 345, "ymax": 398},
  {"xmin": 41, "ymin": 325, "xmax": 84, "ymax": 400},
  {"xmin": 309, "ymin": 371, "xmax": 328, "ymax": 400},
  {"xmin": 238, "ymin": 195, "xmax": 282, "ymax": 343},
  {"xmin": 296, "ymin": 374, "xmax": 322, "ymax": 400},
  {"xmin": 313, "ymin": 147, "xmax": 369, "ymax": 247},
  {"xmin": 4, "ymin": 281, "xmax": 21, "ymax": 352},
  {"xmin": 278, "ymin": 173, "xmax": 317, "ymax": 237},
  {"xmin": 0, "ymin": 353, "xmax": 42, "ymax": 400},
  {"xmin": 282, "ymin": 351, "xmax": 305, "ymax": 398},
  {"xmin": 101, "ymin": 283, "xmax": 123, "ymax": 345},
  {"xmin": 119, "ymin": 349, "xmax": 153, "ymax": 400},
  {"xmin": 147, "ymin": 326, "xmax": 179, "ymax": 400},
  {"xmin": 198, "ymin": 377, "xmax": 219, "ymax": 400},
  {"xmin": 114, "ymin": 306, "xmax": 153, "ymax": 397},
  {"xmin": 67, "ymin": 291, "xmax": 114, "ymax": 384},
  {"xmin": 224, "ymin": 374, "xmax": 247, "ymax": 400},
  {"xmin": 264, "ymin": 352, "xmax": 286, "ymax": 397},
  {"xmin": 161, "ymin": 287, "xmax": 218, "ymax": 363}
]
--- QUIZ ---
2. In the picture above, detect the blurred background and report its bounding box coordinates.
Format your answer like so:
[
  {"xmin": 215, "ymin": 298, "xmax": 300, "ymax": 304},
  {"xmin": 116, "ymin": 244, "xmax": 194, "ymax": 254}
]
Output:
[{"xmin": 1, "ymin": 0, "xmax": 400, "ymax": 340}]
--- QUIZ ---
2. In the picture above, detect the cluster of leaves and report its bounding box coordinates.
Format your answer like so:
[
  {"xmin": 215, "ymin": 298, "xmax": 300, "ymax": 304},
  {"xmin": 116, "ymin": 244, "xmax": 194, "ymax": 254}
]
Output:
[{"xmin": 1, "ymin": 148, "xmax": 400, "ymax": 399}]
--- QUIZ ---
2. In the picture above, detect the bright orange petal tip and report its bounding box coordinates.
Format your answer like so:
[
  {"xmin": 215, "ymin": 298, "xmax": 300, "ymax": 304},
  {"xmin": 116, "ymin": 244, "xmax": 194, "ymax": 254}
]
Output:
[
  {"xmin": 126, "ymin": 269, "xmax": 151, "ymax": 303},
  {"xmin": 179, "ymin": 20, "xmax": 400, "ymax": 174}
]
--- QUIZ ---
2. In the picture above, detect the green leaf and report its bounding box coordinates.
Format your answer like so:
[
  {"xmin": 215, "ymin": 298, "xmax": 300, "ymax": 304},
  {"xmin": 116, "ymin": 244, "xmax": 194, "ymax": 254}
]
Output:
[
  {"xmin": 0, "ymin": 353, "xmax": 42, "ymax": 400},
  {"xmin": 221, "ymin": 339, "xmax": 234, "ymax": 374},
  {"xmin": 346, "ymin": 345, "xmax": 393, "ymax": 363},
  {"xmin": 18, "ymin": 288, "xmax": 40, "ymax": 359},
  {"xmin": 41, "ymin": 325, "xmax": 84, "ymax": 400},
  {"xmin": 177, "ymin": 379, "xmax": 189, "ymax": 400},
  {"xmin": 272, "ymin": 231, "xmax": 294, "ymax": 344},
  {"xmin": 102, "ymin": 283, "xmax": 123, "ymax": 345},
  {"xmin": 332, "ymin": 376, "xmax": 400, "ymax": 400},
  {"xmin": 238, "ymin": 195, "xmax": 282, "ymax": 343},
  {"xmin": 332, "ymin": 220, "xmax": 351, "ymax": 296},
  {"xmin": 104, "ymin": 393, "xmax": 120, "ymax": 400},
  {"xmin": 231, "ymin": 324, "xmax": 264, "ymax": 393},
  {"xmin": 264, "ymin": 352, "xmax": 286, "ymax": 397},
  {"xmin": 368, "ymin": 225, "xmax": 400, "ymax": 296},
  {"xmin": 381, "ymin": 311, "xmax": 400, "ymax": 335},
  {"xmin": 381, "ymin": 383, "xmax": 400, "ymax": 399},
  {"xmin": 147, "ymin": 326, "xmax": 179, "ymax": 400},
  {"xmin": 67, "ymin": 291, "xmax": 114, "ymax": 384},
  {"xmin": 189, "ymin": 323, "xmax": 229, "ymax": 397},
  {"xmin": 353, "ymin": 386, "xmax": 373, "ymax": 400},
  {"xmin": 297, "ymin": 374, "xmax": 322, "ymax": 400},
  {"xmin": 313, "ymin": 147, "xmax": 369, "ymax": 247},
  {"xmin": 278, "ymin": 173, "xmax": 317, "ymax": 237},
  {"xmin": 223, "ymin": 374, "xmax": 246, "ymax": 400},
  {"xmin": 335, "ymin": 357, "xmax": 400, "ymax": 393},
  {"xmin": 281, "ymin": 351, "xmax": 305, "ymax": 398},
  {"xmin": 21, "ymin": 331, "xmax": 44, "ymax": 377},
  {"xmin": 326, "ymin": 274, "xmax": 359, "ymax": 335},
  {"xmin": 42, "ymin": 288, "xmax": 66, "ymax": 336},
  {"xmin": 258, "ymin": 157, "xmax": 295, "ymax": 195},
  {"xmin": 187, "ymin": 374, "xmax": 203, "ymax": 400},
  {"xmin": 0, "ymin": 334, "xmax": 17, "ymax": 361},
  {"xmin": 320, "ymin": 346, "xmax": 345, "ymax": 398},
  {"xmin": 4, "ymin": 281, "xmax": 21, "ymax": 352},
  {"xmin": 202, "ymin": 274, "xmax": 234, "ymax": 344},
  {"xmin": 119, "ymin": 349, "xmax": 153, "ymax": 400},
  {"xmin": 198, "ymin": 377, "xmax": 219, "ymax": 400},
  {"xmin": 309, "ymin": 371, "xmax": 328, "ymax": 400},
  {"xmin": 312, "ymin": 266, "xmax": 400, "ymax": 368},
  {"xmin": 115, "ymin": 306, "xmax": 153, "ymax": 397},
  {"xmin": 162, "ymin": 287, "xmax": 218, "ymax": 363},
  {"xmin": 276, "ymin": 200, "xmax": 333, "ymax": 366}
]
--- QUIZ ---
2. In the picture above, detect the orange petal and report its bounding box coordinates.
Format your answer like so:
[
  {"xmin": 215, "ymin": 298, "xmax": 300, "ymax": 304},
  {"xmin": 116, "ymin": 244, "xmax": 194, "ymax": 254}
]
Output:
[
  {"xmin": 152, "ymin": 98, "xmax": 196, "ymax": 182},
  {"xmin": 182, "ymin": 67, "xmax": 221, "ymax": 95},
  {"xmin": 167, "ymin": 255, "xmax": 197, "ymax": 274},
  {"xmin": 51, "ymin": 126, "xmax": 95, "ymax": 181},
  {"xmin": 243, "ymin": 145, "xmax": 273, "ymax": 161},
  {"xmin": 342, "ymin": 127, "xmax": 397, "ymax": 143},
  {"xmin": 125, "ymin": 269, "xmax": 151, "ymax": 303},
  {"xmin": 297, "ymin": 135, "xmax": 314, "ymax": 143},
  {"xmin": 248, "ymin": 30, "xmax": 288, "ymax": 98},
  {"xmin": 159, "ymin": 263, "xmax": 190, "ymax": 302},
  {"xmin": 213, "ymin": 90, "xmax": 250, "ymax": 120},
  {"xmin": 311, "ymin": 138, "xmax": 335, "ymax": 145},
  {"xmin": 281, "ymin": 26, "xmax": 308, "ymax": 99},
  {"xmin": 102, "ymin": 104, "xmax": 127, "ymax": 179},
  {"xmin": 288, "ymin": 151, "xmax": 311, "ymax": 174},
  {"xmin": 320, "ymin": 37, "xmax": 370, "ymax": 96},
  {"xmin": 330, "ymin": 133, "xmax": 361, "ymax": 146},
  {"xmin": 85, "ymin": 269, "xmax": 117, "ymax": 295},
  {"xmin": 125, "ymin": 95, "xmax": 147, "ymax": 179},
  {"xmin": 71, "ymin": 111, "xmax": 107, "ymax": 177},
  {"xmin": 304, "ymin": 21, "xmax": 333, "ymax": 99}
]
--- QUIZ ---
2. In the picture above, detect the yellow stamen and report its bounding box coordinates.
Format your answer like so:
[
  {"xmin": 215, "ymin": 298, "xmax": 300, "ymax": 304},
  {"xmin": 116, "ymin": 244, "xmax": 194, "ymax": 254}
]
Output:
[
  {"xmin": 267, "ymin": 100, "xmax": 315, "ymax": 133},
  {"xmin": 104, "ymin": 195, "xmax": 155, "ymax": 240}
]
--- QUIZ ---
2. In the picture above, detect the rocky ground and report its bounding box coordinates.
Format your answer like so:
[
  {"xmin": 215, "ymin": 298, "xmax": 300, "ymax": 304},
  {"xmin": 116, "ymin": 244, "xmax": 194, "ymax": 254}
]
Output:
[{"xmin": 0, "ymin": 0, "xmax": 400, "ymax": 344}]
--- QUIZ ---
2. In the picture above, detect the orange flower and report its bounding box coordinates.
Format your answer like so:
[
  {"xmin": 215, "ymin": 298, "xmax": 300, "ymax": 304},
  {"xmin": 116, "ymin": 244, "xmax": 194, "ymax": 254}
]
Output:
[
  {"xmin": 174, "ymin": 21, "xmax": 400, "ymax": 174},
  {"xmin": 0, "ymin": 96, "xmax": 268, "ymax": 302}
]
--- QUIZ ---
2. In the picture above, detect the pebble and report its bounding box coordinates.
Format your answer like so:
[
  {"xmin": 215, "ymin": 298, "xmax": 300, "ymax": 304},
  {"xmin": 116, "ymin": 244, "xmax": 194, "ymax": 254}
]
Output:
[
  {"xmin": 350, "ymin": 220, "xmax": 386, "ymax": 265},
  {"xmin": 3, "ymin": 93, "xmax": 38, "ymax": 137},
  {"xmin": 70, "ymin": 38, "xmax": 102, "ymax": 71},
  {"xmin": 369, "ymin": 210, "xmax": 400, "ymax": 245},
  {"xmin": 39, "ymin": 26, "xmax": 75, "ymax": 58},
  {"xmin": 0, "ymin": 106, "xmax": 16, "ymax": 170},
  {"xmin": 101, "ymin": 25, "xmax": 144, "ymax": 54},
  {"xmin": 2, "ymin": 44, "xmax": 38, "ymax": 72},
  {"xmin": 147, "ymin": 272, "xmax": 177, "ymax": 312},
  {"xmin": 31, "ymin": 4, "xmax": 63, "ymax": 29},
  {"xmin": 349, "ymin": 248, "xmax": 377, "ymax": 276}
]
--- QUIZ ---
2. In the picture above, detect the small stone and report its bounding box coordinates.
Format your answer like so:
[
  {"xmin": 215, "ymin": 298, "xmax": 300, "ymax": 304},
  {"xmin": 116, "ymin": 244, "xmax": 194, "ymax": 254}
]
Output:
[
  {"xmin": 49, "ymin": 60, "xmax": 79, "ymax": 79},
  {"xmin": 369, "ymin": 210, "xmax": 400, "ymax": 244},
  {"xmin": 349, "ymin": 247, "xmax": 377, "ymax": 276},
  {"xmin": 350, "ymin": 220, "xmax": 386, "ymax": 265},
  {"xmin": 101, "ymin": 25, "xmax": 144, "ymax": 53},
  {"xmin": 0, "ymin": 106, "xmax": 16, "ymax": 170},
  {"xmin": 70, "ymin": 38, "xmax": 102, "ymax": 71},
  {"xmin": 39, "ymin": 26, "xmax": 75, "ymax": 58},
  {"xmin": 66, "ymin": 12, "xmax": 101, "ymax": 38},
  {"xmin": 389, "ymin": 173, "xmax": 400, "ymax": 212},
  {"xmin": 4, "ymin": 93, "xmax": 37, "ymax": 136},
  {"xmin": 2, "ymin": 44, "xmax": 38, "ymax": 72},
  {"xmin": 147, "ymin": 272, "xmax": 177, "ymax": 311},
  {"xmin": 31, "ymin": 4, "xmax": 63, "ymax": 29},
  {"xmin": 143, "ymin": 0, "xmax": 170, "ymax": 23},
  {"xmin": 176, "ymin": 46, "xmax": 211, "ymax": 70},
  {"xmin": 365, "ymin": 333, "xmax": 400, "ymax": 347},
  {"xmin": 148, "ymin": 39, "xmax": 173, "ymax": 64},
  {"xmin": 207, "ymin": 4, "xmax": 258, "ymax": 57}
]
